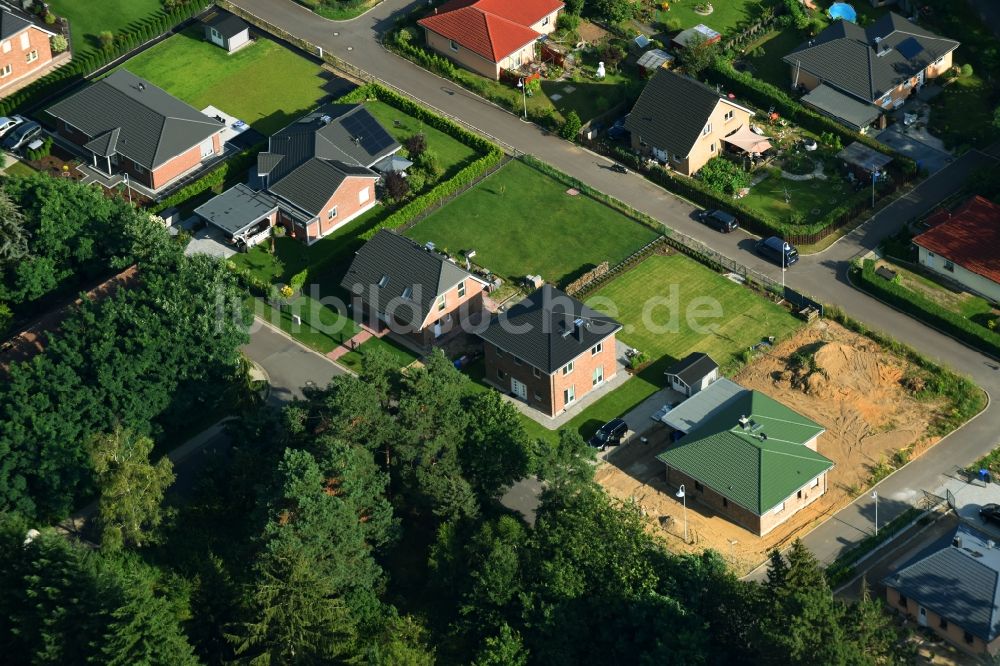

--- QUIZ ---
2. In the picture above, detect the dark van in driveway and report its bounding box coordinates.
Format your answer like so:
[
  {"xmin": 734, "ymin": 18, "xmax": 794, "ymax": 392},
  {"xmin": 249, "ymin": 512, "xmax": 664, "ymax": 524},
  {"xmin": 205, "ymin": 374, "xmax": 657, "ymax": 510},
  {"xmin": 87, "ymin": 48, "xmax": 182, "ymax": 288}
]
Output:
[
  {"xmin": 589, "ymin": 418, "xmax": 628, "ymax": 450},
  {"xmin": 697, "ymin": 209, "xmax": 739, "ymax": 232},
  {"xmin": 756, "ymin": 236, "xmax": 799, "ymax": 267}
]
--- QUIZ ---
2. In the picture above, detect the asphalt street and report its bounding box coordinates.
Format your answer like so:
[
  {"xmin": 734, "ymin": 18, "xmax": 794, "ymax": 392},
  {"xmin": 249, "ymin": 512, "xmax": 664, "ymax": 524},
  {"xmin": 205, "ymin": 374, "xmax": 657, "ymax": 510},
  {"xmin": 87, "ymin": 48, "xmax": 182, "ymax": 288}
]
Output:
[
  {"xmin": 243, "ymin": 317, "xmax": 348, "ymax": 404},
  {"xmin": 231, "ymin": 0, "xmax": 1000, "ymax": 568}
]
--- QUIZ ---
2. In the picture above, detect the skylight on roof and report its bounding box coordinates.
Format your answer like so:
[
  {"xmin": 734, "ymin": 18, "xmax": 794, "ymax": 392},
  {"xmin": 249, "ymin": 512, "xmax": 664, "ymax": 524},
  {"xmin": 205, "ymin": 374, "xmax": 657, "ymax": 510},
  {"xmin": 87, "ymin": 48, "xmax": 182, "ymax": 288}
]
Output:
[
  {"xmin": 378, "ymin": 274, "xmax": 389, "ymax": 288},
  {"xmin": 402, "ymin": 287, "xmax": 413, "ymax": 300},
  {"xmin": 895, "ymin": 36, "xmax": 924, "ymax": 60}
]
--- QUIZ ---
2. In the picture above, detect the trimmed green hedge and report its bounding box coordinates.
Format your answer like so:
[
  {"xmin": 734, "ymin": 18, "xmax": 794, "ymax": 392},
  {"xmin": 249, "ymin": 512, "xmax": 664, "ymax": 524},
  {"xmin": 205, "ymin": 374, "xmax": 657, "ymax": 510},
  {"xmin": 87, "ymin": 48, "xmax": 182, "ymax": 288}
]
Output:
[
  {"xmin": 151, "ymin": 142, "xmax": 264, "ymax": 214},
  {"xmin": 0, "ymin": 3, "xmax": 205, "ymax": 117},
  {"xmin": 826, "ymin": 506, "xmax": 924, "ymax": 588},
  {"xmin": 854, "ymin": 259, "xmax": 1000, "ymax": 358},
  {"xmin": 705, "ymin": 59, "xmax": 918, "ymax": 176}
]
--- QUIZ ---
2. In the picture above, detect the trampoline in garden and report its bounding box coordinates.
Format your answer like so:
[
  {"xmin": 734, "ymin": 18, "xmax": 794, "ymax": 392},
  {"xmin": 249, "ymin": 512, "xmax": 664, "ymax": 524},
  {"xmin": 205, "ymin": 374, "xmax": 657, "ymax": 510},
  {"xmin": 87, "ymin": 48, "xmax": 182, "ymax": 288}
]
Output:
[{"xmin": 828, "ymin": 2, "xmax": 857, "ymax": 22}]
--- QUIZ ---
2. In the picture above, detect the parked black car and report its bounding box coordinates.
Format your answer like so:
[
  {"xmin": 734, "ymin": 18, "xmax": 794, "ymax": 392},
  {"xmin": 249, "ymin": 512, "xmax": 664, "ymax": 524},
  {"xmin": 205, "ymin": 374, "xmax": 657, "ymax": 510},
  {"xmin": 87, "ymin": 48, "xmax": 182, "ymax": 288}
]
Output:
[
  {"xmin": 756, "ymin": 236, "xmax": 799, "ymax": 267},
  {"xmin": 611, "ymin": 163, "xmax": 628, "ymax": 174},
  {"xmin": 2, "ymin": 121, "xmax": 41, "ymax": 152},
  {"xmin": 589, "ymin": 418, "xmax": 628, "ymax": 450},
  {"xmin": 981, "ymin": 504, "xmax": 1000, "ymax": 526},
  {"xmin": 697, "ymin": 209, "xmax": 739, "ymax": 233}
]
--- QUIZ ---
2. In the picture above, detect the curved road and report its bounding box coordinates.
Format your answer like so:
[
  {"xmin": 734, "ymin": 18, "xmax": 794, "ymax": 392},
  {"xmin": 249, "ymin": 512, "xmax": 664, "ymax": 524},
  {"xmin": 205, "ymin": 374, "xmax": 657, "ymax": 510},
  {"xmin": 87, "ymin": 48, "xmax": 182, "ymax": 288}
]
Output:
[{"xmin": 230, "ymin": 0, "xmax": 1000, "ymax": 566}]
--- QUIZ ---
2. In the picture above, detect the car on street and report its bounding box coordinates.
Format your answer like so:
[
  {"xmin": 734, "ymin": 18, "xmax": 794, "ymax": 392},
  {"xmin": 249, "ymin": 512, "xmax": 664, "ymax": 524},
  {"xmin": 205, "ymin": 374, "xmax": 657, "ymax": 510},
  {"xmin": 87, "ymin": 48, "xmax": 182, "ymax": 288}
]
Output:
[
  {"xmin": 2, "ymin": 121, "xmax": 41, "ymax": 152},
  {"xmin": 756, "ymin": 236, "xmax": 799, "ymax": 267},
  {"xmin": 981, "ymin": 504, "xmax": 1000, "ymax": 526},
  {"xmin": 589, "ymin": 418, "xmax": 628, "ymax": 450},
  {"xmin": 0, "ymin": 115, "xmax": 24, "ymax": 138},
  {"xmin": 611, "ymin": 163, "xmax": 628, "ymax": 174},
  {"xmin": 697, "ymin": 209, "xmax": 739, "ymax": 233}
]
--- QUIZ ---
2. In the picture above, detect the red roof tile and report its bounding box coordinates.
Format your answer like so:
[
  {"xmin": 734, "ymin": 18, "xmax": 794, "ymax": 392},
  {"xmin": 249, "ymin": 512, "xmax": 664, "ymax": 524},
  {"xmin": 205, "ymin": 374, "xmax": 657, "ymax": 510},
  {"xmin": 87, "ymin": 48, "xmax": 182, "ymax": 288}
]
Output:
[
  {"xmin": 912, "ymin": 195, "xmax": 1000, "ymax": 285},
  {"xmin": 418, "ymin": 0, "xmax": 562, "ymax": 63}
]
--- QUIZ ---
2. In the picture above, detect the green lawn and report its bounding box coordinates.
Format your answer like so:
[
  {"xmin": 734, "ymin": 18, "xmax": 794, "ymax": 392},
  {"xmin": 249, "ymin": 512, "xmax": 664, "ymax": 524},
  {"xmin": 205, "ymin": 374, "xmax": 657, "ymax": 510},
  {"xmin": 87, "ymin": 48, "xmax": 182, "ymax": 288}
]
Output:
[
  {"xmin": 363, "ymin": 100, "xmax": 478, "ymax": 177},
  {"xmin": 405, "ymin": 160, "xmax": 660, "ymax": 284},
  {"xmin": 741, "ymin": 165, "xmax": 856, "ymax": 227},
  {"xmin": 337, "ymin": 336, "xmax": 420, "ymax": 373},
  {"xmin": 254, "ymin": 295, "xmax": 360, "ymax": 354},
  {"xmin": 48, "ymin": 0, "xmax": 162, "ymax": 55},
  {"xmin": 928, "ymin": 75, "xmax": 1000, "ymax": 151},
  {"xmin": 745, "ymin": 27, "xmax": 803, "ymax": 90},
  {"xmin": 587, "ymin": 253, "xmax": 802, "ymax": 369},
  {"xmin": 308, "ymin": 0, "xmax": 379, "ymax": 20},
  {"xmin": 2, "ymin": 161, "xmax": 37, "ymax": 178},
  {"xmin": 876, "ymin": 259, "xmax": 996, "ymax": 325},
  {"xmin": 656, "ymin": 0, "xmax": 768, "ymax": 35},
  {"xmin": 113, "ymin": 27, "xmax": 331, "ymax": 134}
]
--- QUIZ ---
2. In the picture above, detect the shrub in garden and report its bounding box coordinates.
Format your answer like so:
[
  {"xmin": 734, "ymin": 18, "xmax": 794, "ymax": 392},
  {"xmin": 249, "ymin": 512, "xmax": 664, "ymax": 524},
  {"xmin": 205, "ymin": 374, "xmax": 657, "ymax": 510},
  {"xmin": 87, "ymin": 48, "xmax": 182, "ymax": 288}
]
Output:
[
  {"xmin": 415, "ymin": 150, "xmax": 443, "ymax": 180},
  {"xmin": 697, "ymin": 157, "xmax": 751, "ymax": 195},
  {"xmin": 557, "ymin": 12, "xmax": 580, "ymax": 32},
  {"xmin": 99, "ymin": 31, "xmax": 115, "ymax": 50},
  {"xmin": 384, "ymin": 171, "xmax": 409, "ymax": 202},
  {"xmin": 403, "ymin": 133, "xmax": 427, "ymax": 157},
  {"xmin": 960, "ymin": 63, "xmax": 973, "ymax": 77},
  {"xmin": 43, "ymin": 12, "xmax": 56, "ymax": 25},
  {"xmin": 405, "ymin": 169, "xmax": 426, "ymax": 193},
  {"xmin": 560, "ymin": 111, "xmax": 582, "ymax": 140},
  {"xmin": 50, "ymin": 34, "xmax": 68, "ymax": 53}
]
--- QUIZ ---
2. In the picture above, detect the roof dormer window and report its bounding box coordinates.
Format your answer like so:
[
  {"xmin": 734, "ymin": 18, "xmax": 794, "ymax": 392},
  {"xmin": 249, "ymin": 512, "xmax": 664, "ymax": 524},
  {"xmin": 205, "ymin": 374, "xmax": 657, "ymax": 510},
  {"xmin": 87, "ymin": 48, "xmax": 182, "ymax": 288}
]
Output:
[{"xmin": 378, "ymin": 274, "xmax": 389, "ymax": 288}]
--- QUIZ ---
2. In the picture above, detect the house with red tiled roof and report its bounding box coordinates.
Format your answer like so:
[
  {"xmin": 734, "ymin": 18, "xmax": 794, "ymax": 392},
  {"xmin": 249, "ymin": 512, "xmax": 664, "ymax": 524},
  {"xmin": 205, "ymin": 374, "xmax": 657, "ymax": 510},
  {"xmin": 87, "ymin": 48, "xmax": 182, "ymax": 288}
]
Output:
[
  {"xmin": 417, "ymin": 0, "xmax": 563, "ymax": 80},
  {"xmin": 912, "ymin": 196, "xmax": 1000, "ymax": 303}
]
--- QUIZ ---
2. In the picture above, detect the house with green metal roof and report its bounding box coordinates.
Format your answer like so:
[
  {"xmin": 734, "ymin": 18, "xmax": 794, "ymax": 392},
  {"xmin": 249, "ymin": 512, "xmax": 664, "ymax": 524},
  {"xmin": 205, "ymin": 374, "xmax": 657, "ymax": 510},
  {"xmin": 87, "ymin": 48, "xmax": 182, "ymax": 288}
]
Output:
[{"xmin": 656, "ymin": 386, "xmax": 832, "ymax": 536}]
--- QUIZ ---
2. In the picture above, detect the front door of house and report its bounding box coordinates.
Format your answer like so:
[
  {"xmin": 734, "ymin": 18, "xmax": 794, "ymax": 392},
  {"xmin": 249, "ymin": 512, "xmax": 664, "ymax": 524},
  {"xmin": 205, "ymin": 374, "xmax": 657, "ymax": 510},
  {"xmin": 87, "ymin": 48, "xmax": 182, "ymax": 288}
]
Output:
[
  {"xmin": 918, "ymin": 607, "xmax": 928, "ymax": 627},
  {"xmin": 433, "ymin": 321, "xmax": 443, "ymax": 338},
  {"xmin": 511, "ymin": 378, "xmax": 528, "ymax": 400}
]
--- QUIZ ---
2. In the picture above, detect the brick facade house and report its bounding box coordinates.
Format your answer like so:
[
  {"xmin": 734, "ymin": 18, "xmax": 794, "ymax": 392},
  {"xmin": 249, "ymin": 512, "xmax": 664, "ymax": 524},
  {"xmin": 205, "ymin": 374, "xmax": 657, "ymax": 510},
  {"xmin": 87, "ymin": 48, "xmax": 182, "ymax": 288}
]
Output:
[
  {"xmin": 784, "ymin": 13, "xmax": 958, "ymax": 130},
  {"xmin": 0, "ymin": 7, "xmax": 56, "ymax": 96},
  {"xmin": 341, "ymin": 230, "xmax": 489, "ymax": 348},
  {"xmin": 199, "ymin": 103, "xmax": 401, "ymax": 248},
  {"xmin": 657, "ymin": 385, "xmax": 832, "ymax": 536},
  {"xmin": 625, "ymin": 69, "xmax": 755, "ymax": 176},
  {"xmin": 418, "ymin": 0, "xmax": 563, "ymax": 80},
  {"xmin": 479, "ymin": 285, "xmax": 622, "ymax": 417},
  {"xmin": 48, "ymin": 70, "xmax": 225, "ymax": 192},
  {"xmin": 884, "ymin": 525, "xmax": 1000, "ymax": 656}
]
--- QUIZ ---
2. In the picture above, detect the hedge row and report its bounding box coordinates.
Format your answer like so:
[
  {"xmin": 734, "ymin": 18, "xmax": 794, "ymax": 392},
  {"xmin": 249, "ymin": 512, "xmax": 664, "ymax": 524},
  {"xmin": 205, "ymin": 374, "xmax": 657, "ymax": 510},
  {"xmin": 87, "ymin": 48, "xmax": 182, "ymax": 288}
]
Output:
[
  {"xmin": 854, "ymin": 259, "xmax": 1000, "ymax": 359},
  {"xmin": 0, "ymin": 2, "xmax": 206, "ymax": 117},
  {"xmin": 151, "ymin": 142, "xmax": 264, "ymax": 214},
  {"xmin": 705, "ymin": 59, "xmax": 918, "ymax": 175}
]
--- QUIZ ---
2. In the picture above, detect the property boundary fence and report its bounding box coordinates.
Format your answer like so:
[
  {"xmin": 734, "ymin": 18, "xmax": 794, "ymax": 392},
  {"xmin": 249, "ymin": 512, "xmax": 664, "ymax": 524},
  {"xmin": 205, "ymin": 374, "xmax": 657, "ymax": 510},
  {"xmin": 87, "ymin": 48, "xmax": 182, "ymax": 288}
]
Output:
[
  {"xmin": 394, "ymin": 155, "xmax": 512, "ymax": 233},
  {"xmin": 218, "ymin": 0, "xmax": 519, "ymax": 156},
  {"xmin": 569, "ymin": 236, "xmax": 666, "ymax": 297}
]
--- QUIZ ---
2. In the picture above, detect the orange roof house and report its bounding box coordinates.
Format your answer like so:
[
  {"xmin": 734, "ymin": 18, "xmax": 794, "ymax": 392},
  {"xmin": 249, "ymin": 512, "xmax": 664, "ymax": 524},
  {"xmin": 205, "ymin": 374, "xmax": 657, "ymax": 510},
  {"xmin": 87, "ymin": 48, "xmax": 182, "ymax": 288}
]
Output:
[
  {"xmin": 417, "ymin": 0, "xmax": 563, "ymax": 80},
  {"xmin": 912, "ymin": 195, "xmax": 1000, "ymax": 303}
]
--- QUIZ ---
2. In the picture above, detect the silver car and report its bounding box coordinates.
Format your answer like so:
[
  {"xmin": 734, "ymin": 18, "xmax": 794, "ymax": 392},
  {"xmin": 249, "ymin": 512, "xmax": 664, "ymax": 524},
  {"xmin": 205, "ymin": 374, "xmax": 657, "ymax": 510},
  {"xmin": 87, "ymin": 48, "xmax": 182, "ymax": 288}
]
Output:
[{"xmin": 0, "ymin": 115, "xmax": 24, "ymax": 138}]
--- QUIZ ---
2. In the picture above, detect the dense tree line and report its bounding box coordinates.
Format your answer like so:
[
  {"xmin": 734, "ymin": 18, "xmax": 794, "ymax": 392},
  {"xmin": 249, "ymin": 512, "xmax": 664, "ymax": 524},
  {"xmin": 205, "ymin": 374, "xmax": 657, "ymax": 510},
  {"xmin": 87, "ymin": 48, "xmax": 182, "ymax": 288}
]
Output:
[{"xmin": 0, "ymin": 176, "xmax": 250, "ymax": 521}]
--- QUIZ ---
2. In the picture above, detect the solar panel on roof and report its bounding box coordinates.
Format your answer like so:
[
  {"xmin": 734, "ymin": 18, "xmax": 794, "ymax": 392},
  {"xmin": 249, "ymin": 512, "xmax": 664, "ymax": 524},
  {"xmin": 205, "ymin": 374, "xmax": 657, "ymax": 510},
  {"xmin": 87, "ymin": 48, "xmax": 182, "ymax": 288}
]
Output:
[
  {"xmin": 895, "ymin": 37, "xmax": 924, "ymax": 60},
  {"xmin": 341, "ymin": 113, "xmax": 395, "ymax": 155}
]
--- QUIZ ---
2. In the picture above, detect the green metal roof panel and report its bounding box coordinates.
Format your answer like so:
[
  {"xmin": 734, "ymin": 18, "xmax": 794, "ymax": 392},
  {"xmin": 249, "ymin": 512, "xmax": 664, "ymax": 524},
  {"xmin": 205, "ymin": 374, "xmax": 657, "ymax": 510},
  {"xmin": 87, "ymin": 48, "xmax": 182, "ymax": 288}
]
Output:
[{"xmin": 656, "ymin": 389, "xmax": 832, "ymax": 514}]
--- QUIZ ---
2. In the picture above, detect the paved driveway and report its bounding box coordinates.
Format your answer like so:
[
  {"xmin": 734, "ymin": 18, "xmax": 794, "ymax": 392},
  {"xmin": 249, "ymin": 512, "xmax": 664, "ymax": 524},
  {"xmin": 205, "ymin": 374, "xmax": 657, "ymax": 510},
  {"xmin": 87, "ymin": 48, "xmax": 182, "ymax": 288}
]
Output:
[
  {"xmin": 877, "ymin": 126, "xmax": 953, "ymax": 174},
  {"xmin": 243, "ymin": 318, "xmax": 348, "ymax": 404}
]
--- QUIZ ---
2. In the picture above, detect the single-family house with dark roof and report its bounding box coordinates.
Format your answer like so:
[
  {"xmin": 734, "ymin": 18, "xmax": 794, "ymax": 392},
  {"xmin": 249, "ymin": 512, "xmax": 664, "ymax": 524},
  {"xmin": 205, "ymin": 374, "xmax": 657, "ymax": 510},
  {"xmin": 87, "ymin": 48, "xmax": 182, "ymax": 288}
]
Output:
[
  {"xmin": 0, "ymin": 5, "xmax": 58, "ymax": 96},
  {"xmin": 48, "ymin": 70, "xmax": 226, "ymax": 192},
  {"xmin": 783, "ymin": 13, "xmax": 958, "ymax": 130},
  {"xmin": 912, "ymin": 195, "xmax": 1000, "ymax": 303},
  {"xmin": 479, "ymin": 284, "xmax": 622, "ymax": 417},
  {"xmin": 198, "ymin": 103, "xmax": 400, "ymax": 247},
  {"xmin": 204, "ymin": 11, "xmax": 250, "ymax": 53},
  {"xmin": 624, "ymin": 69, "xmax": 754, "ymax": 176},
  {"xmin": 657, "ymin": 384, "xmax": 832, "ymax": 535},
  {"xmin": 417, "ymin": 0, "xmax": 563, "ymax": 80},
  {"xmin": 664, "ymin": 352, "xmax": 719, "ymax": 397},
  {"xmin": 341, "ymin": 230, "xmax": 489, "ymax": 347},
  {"xmin": 884, "ymin": 525, "xmax": 1000, "ymax": 655}
]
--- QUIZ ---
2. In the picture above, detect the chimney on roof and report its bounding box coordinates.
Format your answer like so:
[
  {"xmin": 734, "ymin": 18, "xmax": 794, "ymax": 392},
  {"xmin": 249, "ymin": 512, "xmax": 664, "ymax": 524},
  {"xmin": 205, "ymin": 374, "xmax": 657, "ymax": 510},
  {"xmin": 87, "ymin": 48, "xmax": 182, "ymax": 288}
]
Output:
[
  {"xmin": 738, "ymin": 415, "xmax": 749, "ymax": 430},
  {"xmin": 137, "ymin": 83, "xmax": 145, "ymax": 92},
  {"xmin": 573, "ymin": 317, "xmax": 585, "ymax": 342},
  {"xmin": 953, "ymin": 536, "xmax": 963, "ymax": 548}
]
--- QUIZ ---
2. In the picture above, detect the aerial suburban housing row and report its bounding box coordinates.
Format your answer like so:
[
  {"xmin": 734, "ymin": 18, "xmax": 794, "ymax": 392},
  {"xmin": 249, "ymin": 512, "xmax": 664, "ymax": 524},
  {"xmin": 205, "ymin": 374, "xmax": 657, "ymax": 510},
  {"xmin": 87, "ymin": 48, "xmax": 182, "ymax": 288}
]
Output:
[
  {"xmin": 786, "ymin": 12, "xmax": 958, "ymax": 131},
  {"xmin": 0, "ymin": 5, "xmax": 57, "ymax": 95},
  {"xmin": 417, "ymin": 0, "xmax": 563, "ymax": 80},
  {"xmin": 658, "ymin": 378, "xmax": 833, "ymax": 536}
]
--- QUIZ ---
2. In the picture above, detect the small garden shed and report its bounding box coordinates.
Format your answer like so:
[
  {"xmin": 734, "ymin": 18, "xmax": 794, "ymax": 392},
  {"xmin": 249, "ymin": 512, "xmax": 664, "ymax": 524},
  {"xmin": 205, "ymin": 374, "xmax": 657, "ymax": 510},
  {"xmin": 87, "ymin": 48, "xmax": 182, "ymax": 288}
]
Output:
[{"xmin": 204, "ymin": 12, "xmax": 250, "ymax": 54}]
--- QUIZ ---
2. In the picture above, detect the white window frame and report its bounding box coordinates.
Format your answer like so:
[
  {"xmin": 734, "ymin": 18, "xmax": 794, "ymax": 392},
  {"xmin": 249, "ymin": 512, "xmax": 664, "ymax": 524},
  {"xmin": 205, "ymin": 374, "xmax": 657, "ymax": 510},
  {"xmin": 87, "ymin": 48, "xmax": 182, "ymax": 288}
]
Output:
[
  {"xmin": 513, "ymin": 356, "xmax": 523, "ymax": 366},
  {"xmin": 19, "ymin": 32, "xmax": 29, "ymax": 50},
  {"xmin": 358, "ymin": 186, "xmax": 369, "ymax": 204},
  {"xmin": 710, "ymin": 142, "xmax": 716, "ymax": 153},
  {"xmin": 562, "ymin": 361, "xmax": 574, "ymax": 376},
  {"xmin": 943, "ymin": 259, "xmax": 955, "ymax": 272},
  {"xmin": 25, "ymin": 49, "xmax": 37, "ymax": 63},
  {"xmin": 724, "ymin": 109, "xmax": 734, "ymax": 121},
  {"xmin": 449, "ymin": 40, "xmax": 459, "ymax": 52},
  {"xmin": 327, "ymin": 206, "xmax": 338, "ymax": 220},
  {"xmin": 773, "ymin": 502, "xmax": 785, "ymax": 514},
  {"xmin": 542, "ymin": 16, "xmax": 549, "ymax": 25},
  {"xmin": 810, "ymin": 477, "xmax": 819, "ymax": 488},
  {"xmin": 436, "ymin": 294, "xmax": 446, "ymax": 311},
  {"xmin": 497, "ymin": 368, "xmax": 505, "ymax": 380},
  {"xmin": 563, "ymin": 385, "xmax": 575, "ymax": 404},
  {"xmin": 0, "ymin": 63, "xmax": 11, "ymax": 78},
  {"xmin": 702, "ymin": 123, "xmax": 711, "ymax": 136},
  {"xmin": 591, "ymin": 342, "xmax": 602, "ymax": 355},
  {"xmin": 532, "ymin": 367, "xmax": 540, "ymax": 378},
  {"xmin": 133, "ymin": 163, "xmax": 147, "ymax": 175},
  {"xmin": 592, "ymin": 365, "xmax": 604, "ymax": 386},
  {"xmin": 457, "ymin": 280, "xmax": 466, "ymax": 298},
  {"xmin": 2, "ymin": 40, "xmax": 11, "ymax": 54}
]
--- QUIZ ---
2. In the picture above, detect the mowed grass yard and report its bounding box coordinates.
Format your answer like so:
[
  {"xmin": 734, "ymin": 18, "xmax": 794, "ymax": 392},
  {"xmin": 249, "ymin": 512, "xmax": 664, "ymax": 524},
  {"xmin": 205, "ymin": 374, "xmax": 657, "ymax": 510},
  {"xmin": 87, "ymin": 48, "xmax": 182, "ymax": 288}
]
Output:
[
  {"xmin": 929, "ymin": 75, "xmax": 1000, "ymax": 151},
  {"xmin": 405, "ymin": 160, "xmax": 660, "ymax": 284},
  {"xmin": 588, "ymin": 253, "xmax": 801, "ymax": 369},
  {"xmin": 113, "ymin": 27, "xmax": 332, "ymax": 134},
  {"xmin": 48, "ymin": 0, "xmax": 162, "ymax": 55},
  {"xmin": 742, "ymin": 166, "xmax": 852, "ymax": 227},
  {"xmin": 656, "ymin": 0, "xmax": 768, "ymax": 34},
  {"xmin": 364, "ymin": 100, "xmax": 479, "ymax": 177}
]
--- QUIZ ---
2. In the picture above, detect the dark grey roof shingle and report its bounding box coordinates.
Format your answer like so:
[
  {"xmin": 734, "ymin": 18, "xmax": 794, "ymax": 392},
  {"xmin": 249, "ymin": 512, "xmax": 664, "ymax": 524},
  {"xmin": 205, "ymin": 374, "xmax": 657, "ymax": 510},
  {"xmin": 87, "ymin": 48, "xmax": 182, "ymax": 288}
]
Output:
[
  {"xmin": 264, "ymin": 104, "xmax": 399, "ymax": 215},
  {"xmin": 479, "ymin": 284, "xmax": 622, "ymax": 374},
  {"xmin": 800, "ymin": 84, "xmax": 882, "ymax": 131},
  {"xmin": 194, "ymin": 183, "xmax": 280, "ymax": 235},
  {"xmin": 208, "ymin": 13, "xmax": 249, "ymax": 39},
  {"xmin": 783, "ymin": 12, "xmax": 959, "ymax": 103},
  {"xmin": 665, "ymin": 352, "xmax": 718, "ymax": 386},
  {"xmin": 84, "ymin": 128, "xmax": 120, "ymax": 158},
  {"xmin": 624, "ymin": 69, "xmax": 726, "ymax": 159},
  {"xmin": 885, "ymin": 525, "xmax": 1000, "ymax": 641},
  {"xmin": 341, "ymin": 230, "xmax": 482, "ymax": 328},
  {"xmin": 47, "ymin": 70, "xmax": 223, "ymax": 170},
  {"xmin": 0, "ymin": 7, "xmax": 45, "ymax": 40}
]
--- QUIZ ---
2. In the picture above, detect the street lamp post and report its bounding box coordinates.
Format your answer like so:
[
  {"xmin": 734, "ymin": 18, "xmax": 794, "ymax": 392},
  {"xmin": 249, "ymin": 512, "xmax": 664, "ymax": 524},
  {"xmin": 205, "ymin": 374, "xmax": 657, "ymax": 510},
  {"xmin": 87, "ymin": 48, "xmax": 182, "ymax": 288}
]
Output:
[
  {"xmin": 517, "ymin": 77, "xmax": 527, "ymax": 120},
  {"xmin": 872, "ymin": 490, "xmax": 879, "ymax": 536},
  {"xmin": 676, "ymin": 484, "xmax": 688, "ymax": 543},
  {"xmin": 871, "ymin": 168, "xmax": 879, "ymax": 208},
  {"xmin": 728, "ymin": 538, "xmax": 738, "ymax": 562},
  {"xmin": 122, "ymin": 172, "xmax": 132, "ymax": 206}
]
